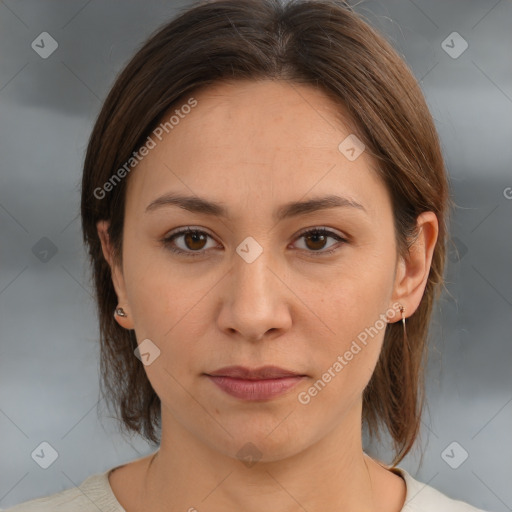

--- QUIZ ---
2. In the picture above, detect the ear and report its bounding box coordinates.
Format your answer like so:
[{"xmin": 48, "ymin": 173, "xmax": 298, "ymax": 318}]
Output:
[
  {"xmin": 96, "ymin": 220, "xmax": 135, "ymax": 329},
  {"xmin": 390, "ymin": 211, "xmax": 439, "ymax": 321}
]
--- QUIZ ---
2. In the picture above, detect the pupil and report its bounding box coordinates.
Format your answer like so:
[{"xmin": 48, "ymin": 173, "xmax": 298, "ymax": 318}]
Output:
[
  {"xmin": 186, "ymin": 232, "xmax": 205, "ymax": 250},
  {"xmin": 308, "ymin": 233, "xmax": 326, "ymax": 250}
]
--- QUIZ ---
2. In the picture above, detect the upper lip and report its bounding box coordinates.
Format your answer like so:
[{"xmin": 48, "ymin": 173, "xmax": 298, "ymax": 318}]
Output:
[{"xmin": 206, "ymin": 365, "xmax": 305, "ymax": 380}]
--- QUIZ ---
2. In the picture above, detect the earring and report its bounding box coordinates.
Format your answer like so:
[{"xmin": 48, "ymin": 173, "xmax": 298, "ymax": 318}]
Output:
[
  {"xmin": 114, "ymin": 306, "xmax": 127, "ymax": 317},
  {"xmin": 399, "ymin": 305, "xmax": 407, "ymax": 344}
]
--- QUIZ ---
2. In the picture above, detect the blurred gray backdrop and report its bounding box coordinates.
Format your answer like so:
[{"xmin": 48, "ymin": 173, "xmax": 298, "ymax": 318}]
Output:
[{"xmin": 0, "ymin": 0, "xmax": 511, "ymax": 510}]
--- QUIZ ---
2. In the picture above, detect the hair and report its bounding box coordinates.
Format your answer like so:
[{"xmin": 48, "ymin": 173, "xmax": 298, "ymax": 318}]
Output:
[{"xmin": 81, "ymin": 0, "xmax": 451, "ymax": 466}]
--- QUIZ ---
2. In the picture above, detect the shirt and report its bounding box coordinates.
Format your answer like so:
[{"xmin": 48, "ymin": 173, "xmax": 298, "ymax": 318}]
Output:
[{"xmin": 1, "ymin": 465, "xmax": 490, "ymax": 511}]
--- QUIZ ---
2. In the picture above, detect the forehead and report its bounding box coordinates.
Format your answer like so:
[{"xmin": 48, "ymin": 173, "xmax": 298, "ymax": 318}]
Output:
[
  {"xmin": 177, "ymin": 79, "xmax": 357, "ymax": 150},
  {"xmin": 125, "ymin": 79, "xmax": 386, "ymax": 218}
]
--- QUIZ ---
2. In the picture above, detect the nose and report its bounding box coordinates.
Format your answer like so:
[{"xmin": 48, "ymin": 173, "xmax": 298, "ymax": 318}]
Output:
[{"xmin": 217, "ymin": 249, "xmax": 292, "ymax": 342}]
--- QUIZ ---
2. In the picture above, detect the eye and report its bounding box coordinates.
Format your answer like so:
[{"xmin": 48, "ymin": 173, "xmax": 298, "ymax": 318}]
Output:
[
  {"xmin": 292, "ymin": 227, "xmax": 347, "ymax": 256},
  {"xmin": 161, "ymin": 226, "xmax": 347, "ymax": 258},
  {"xmin": 162, "ymin": 227, "xmax": 218, "ymax": 258}
]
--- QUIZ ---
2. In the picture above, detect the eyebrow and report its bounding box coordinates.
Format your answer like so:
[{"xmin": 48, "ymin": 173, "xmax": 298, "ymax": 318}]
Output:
[{"xmin": 145, "ymin": 192, "xmax": 367, "ymax": 221}]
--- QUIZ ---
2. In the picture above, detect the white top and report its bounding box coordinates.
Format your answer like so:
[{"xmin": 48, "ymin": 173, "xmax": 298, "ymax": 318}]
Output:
[{"xmin": 2, "ymin": 465, "xmax": 489, "ymax": 511}]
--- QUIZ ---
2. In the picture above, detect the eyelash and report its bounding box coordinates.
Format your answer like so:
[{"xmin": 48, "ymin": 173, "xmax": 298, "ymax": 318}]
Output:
[{"xmin": 161, "ymin": 227, "xmax": 348, "ymax": 258}]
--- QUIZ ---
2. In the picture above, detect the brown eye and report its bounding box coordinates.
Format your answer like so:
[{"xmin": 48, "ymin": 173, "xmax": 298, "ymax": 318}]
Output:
[
  {"xmin": 294, "ymin": 228, "xmax": 347, "ymax": 256},
  {"xmin": 162, "ymin": 228, "xmax": 216, "ymax": 258},
  {"xmin": 304, "ymin": 231, "xmax": 328, "ymax": 251},
  {"xmin": 182, "ymin": 231, "xmax": 208, "ymax": 250},
  {"xmin": 162, "ymin": 226, "xmax": 347, "ymax": 258}
]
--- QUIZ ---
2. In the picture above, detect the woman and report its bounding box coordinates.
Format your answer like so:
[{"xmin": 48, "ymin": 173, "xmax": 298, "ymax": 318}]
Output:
[{"xmin": 5, "ymin": 0, "xmax": 491, "ymax": 510}]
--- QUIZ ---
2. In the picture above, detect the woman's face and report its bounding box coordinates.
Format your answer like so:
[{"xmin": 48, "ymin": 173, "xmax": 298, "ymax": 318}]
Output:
[{"xmin": 98, "ymin": 79, "xmax": 431, "ymax": 462}]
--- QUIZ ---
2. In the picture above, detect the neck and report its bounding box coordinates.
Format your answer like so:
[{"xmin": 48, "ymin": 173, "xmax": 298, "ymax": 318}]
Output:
[{"xmin": 142, "ymin": 400, "xmax": 380, "ymax": 512}]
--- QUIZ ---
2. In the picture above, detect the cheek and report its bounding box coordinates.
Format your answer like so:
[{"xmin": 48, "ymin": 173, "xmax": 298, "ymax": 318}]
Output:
[
  {"xmin": 303, "ymin": 297, "xmax": 388, "ymax": 412},
  {"xmin": 122, "ymin": 248, "xmax": 216, "ymax": 367},
  {"xmin": 302, "ymin": 247, "xmax": 395, "ymax": 394},
  {"xmin": 122, "ymin": 241, "xmax": 205, "ymax": 329},
  {"xmin": 122, "ymin": 258, "xmax": 210, "ymax": 404},
  {"xmin": 314, "ymin": 248, "xmax": 395, "ymax": 328}
]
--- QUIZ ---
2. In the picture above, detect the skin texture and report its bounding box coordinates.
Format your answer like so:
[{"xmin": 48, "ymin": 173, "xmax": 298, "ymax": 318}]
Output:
[{"xmin": 97, "ymin": 79, "xmax": 438, "ymax": 512}]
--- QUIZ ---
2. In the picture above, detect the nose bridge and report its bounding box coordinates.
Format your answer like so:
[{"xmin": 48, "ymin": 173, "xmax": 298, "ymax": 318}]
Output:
[
  {"xmin": 232, "ymin": 240, "xmax": 276, "ymax": 308},
  {"xmin": 219, "ymin": 238, "xmax": 290, "ymax": 339}
]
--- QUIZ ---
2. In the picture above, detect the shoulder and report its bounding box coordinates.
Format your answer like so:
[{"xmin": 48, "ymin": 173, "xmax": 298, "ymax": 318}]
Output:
[
  {"xmin": 392, "ymin": 467, "xmax": 490, "ymax": 512},
  {"xmin": 1, "ymin": 469, "xmax": 124, "ymax": 512}
]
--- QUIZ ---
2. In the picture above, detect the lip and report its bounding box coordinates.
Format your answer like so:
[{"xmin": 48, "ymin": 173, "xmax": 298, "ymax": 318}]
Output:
[
  {"xmin": 205, "ymin": 365, "xmax": 307, "ymax": 401},
  {"xmin": 206, "ymin": 375, "xmax": 305, "ymax": 400}
]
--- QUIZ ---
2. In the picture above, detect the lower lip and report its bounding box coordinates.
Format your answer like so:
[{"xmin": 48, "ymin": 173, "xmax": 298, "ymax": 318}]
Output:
[{"xmin": 206, "ymin": 375, "xmax": 305, "ymax": 400}]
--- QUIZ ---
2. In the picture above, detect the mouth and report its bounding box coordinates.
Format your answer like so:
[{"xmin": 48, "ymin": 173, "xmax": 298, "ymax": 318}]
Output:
[
  {"xmin": 205, "ymin": 365, "xmax": 306, "ymax": 380},
  {"xmin": 204, "ymin": 365, "xmax": 307, "ymax": 401}
]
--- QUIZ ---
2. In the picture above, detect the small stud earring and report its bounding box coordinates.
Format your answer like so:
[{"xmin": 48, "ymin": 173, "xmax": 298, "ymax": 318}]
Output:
[{"xmin": 114, "ymin": 307, "xmax": 127, "ymax": 317}]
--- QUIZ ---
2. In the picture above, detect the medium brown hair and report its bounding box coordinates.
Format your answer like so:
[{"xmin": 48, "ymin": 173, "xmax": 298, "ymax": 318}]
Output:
[{"xmin": 81, "ymin": 0, "xmax": 450, "ymax": 466}]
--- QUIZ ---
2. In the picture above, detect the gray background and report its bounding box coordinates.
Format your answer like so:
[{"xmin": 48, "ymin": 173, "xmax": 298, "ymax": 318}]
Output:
[{"xmin": 0, "ymin": 0, "xmax": 511, "ymax": 510}]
